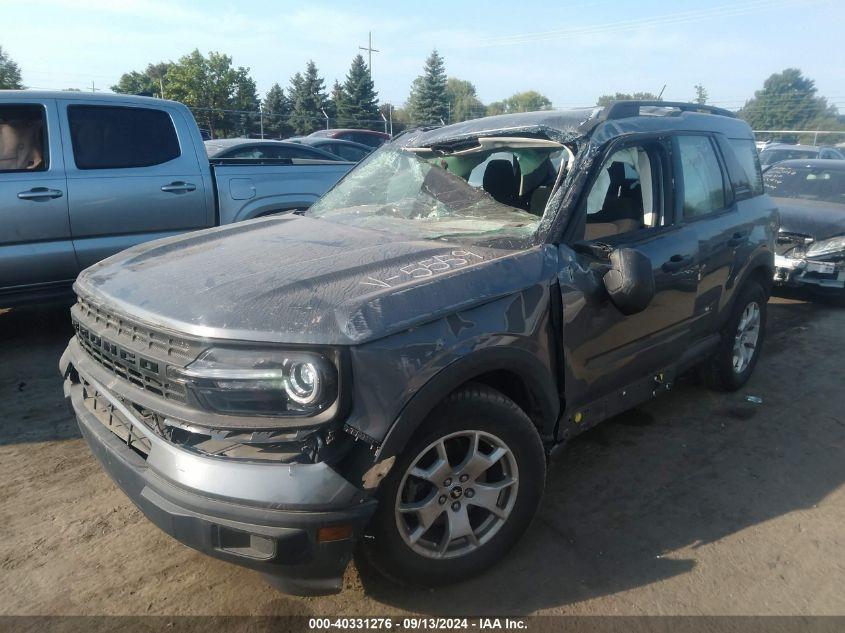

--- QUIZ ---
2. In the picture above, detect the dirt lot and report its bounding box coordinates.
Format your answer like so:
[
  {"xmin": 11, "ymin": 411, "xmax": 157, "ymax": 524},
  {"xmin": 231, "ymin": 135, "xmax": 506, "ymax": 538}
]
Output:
[{"xmin": 1, "ymin": 295, "xmax": 844, "ymax": 617}]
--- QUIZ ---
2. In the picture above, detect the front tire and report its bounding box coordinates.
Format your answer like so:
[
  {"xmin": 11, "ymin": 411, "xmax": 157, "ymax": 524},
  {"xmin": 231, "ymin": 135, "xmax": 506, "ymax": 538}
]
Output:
[
  {"xmin": 363, "ymin": 384, "xmax": 545, "ymax": 587},
  {"xmin": 705, "ymin": 280, "xmax": 767, "ymax": 391}
]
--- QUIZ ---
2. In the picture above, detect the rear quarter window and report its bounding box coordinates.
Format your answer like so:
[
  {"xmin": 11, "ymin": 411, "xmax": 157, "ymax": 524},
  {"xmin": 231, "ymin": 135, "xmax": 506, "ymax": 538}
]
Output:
[
  {"xmin": 68, "ymin": 105, "xmax": 180, "ymax": 170},
  {"xmin": 728, "ymin": 138, "xmax": 764, "ymax": 197}
]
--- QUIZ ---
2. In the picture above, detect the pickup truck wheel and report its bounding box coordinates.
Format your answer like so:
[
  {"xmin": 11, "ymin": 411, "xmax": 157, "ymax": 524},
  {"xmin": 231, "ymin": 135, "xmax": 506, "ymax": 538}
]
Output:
[
  {"xmin": 705, "ymin": 280, "xmax": 767, "ymax": 391},
  {"xmin": 363, "ymin": 384, "xmax": 545, "ymax": 587}
]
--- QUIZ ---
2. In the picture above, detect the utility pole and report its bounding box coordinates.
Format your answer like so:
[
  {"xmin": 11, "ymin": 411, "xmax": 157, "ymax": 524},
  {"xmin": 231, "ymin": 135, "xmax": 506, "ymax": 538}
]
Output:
[
  {"xmin": 359, "ymin": 31, "xmax": 379, "ymax": 75},
  {"xmin": 91, "ymin": 81, "xmax": 96, "ymax": 93},
  {"xmin": 259, "ymin": 106, "xmax": 265, "ymax": 139}
]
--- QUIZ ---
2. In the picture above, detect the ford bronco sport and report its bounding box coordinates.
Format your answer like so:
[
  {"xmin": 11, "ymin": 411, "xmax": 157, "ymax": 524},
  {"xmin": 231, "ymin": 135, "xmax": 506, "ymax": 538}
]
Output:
[{"xmin": 61, "ymin": 101, "xmax": 777, "ymax": 595}]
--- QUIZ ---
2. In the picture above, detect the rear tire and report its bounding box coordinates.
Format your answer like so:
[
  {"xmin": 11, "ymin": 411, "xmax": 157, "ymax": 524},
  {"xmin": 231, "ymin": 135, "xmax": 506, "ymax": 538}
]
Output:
[
  {"xmin": 363, "ymin": 384, "xmax": 545, "ymax": 587},
  {"xmin": 704, "ymin": 280, "xmax": 767, "ymax": 391}
]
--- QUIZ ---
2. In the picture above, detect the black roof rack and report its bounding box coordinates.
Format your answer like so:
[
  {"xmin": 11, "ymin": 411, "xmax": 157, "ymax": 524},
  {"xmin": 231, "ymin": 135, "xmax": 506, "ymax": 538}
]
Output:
[{"xmin": 600, "ymin": 100, "xmax": 737, "ymax": 122}]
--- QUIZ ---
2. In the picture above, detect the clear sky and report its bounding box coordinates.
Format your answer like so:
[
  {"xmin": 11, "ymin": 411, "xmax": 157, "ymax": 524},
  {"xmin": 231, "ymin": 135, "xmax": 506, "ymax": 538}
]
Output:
[{"xmin": 6, "ymin": 0, "xmax": 844, "ymax": 111}]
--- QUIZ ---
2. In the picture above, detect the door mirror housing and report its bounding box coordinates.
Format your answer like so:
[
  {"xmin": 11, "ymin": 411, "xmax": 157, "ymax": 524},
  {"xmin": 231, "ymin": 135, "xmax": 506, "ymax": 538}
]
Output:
[{"xmin": 602, "ymin": 247, "xmax": 655, "ymax": 315}]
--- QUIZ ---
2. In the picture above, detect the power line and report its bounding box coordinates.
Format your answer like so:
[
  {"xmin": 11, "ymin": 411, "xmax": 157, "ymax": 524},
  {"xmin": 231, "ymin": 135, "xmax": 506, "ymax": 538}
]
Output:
[{"xmin": 476, "ymin": 0, "xmax": 824, "ymax": 47}]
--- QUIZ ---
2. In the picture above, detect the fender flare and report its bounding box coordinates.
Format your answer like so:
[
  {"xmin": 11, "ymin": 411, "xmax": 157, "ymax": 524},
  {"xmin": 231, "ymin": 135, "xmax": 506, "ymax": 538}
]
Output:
[
  {"xmin": 375, "ymin": 346, "xmax": 560, "ymax": 460},
  {"xmin": 720, "ymin": 248, "xmax": 774, "ymax": 327}
]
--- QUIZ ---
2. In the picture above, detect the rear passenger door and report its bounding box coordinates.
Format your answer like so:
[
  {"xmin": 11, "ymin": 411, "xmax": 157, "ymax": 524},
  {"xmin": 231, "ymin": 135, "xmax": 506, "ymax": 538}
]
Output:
[
  {"xmin": 59, "ymin": 101, "xmax": 210, "ymax": 270},
  {"xmin": 0, "ymin": 100, "xmax": 77, "ymax": 294},
  {"xmin": 673, "ymin": 134, "xmax": 754, "ymax": 337}
]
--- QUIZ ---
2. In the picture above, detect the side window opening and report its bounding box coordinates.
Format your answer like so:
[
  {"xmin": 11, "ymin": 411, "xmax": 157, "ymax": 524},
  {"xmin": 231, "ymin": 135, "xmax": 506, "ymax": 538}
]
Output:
[
  {"xmin": 0, "ymin": 104, "xmax": 48, "ymax": 173},
  {"xmin": 68, "ymin": 105, "xmax": 180, "ymax": 170},
  {"xmin": 583, "ymin": 146, "xmax": 659, "ymax": 241}
]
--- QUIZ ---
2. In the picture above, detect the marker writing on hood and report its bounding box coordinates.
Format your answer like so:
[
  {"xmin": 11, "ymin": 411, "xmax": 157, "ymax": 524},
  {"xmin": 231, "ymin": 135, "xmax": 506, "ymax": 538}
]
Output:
[{"xmin": 360, "ymin": 250, "xmax": 483, "ymax": 288}]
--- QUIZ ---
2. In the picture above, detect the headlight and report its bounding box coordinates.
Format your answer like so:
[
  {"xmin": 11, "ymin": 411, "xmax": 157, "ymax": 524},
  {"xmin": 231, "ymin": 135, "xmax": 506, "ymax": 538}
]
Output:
[
  {"xmin": 168, "ymin": 347, "xmax": 338, "ymax": 416},
  {"xmin": 806, "ymin": 235, "xmax": 845, "ymax": 258}
]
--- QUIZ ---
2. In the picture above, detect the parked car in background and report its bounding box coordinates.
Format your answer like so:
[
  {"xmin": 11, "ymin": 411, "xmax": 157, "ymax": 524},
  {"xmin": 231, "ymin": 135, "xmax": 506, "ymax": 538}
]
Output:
[
  {"xmin": 307, "ymin": 128, "xmax": 391, "ymax": 148},
  {"xmin": 768, "ymin": 159, "xmax": 845, "ymax": 298},
  {"xmin": 61, "ymin": 101, "xmax": 776, "ymax": 596},
  {"xmin": 290, "ymin": 137, "xmax": 373, "ymax": 162},
  {"xmin": 204, "ymin": 138, "xmax": 345, "ymax": 161},
  {"xmin": 759, "ymin": 143, "xmax": 845, "ymax": 169},
  {"xmin": 0, "ymin": 91, "xmax": 353, "ymax": 307}
]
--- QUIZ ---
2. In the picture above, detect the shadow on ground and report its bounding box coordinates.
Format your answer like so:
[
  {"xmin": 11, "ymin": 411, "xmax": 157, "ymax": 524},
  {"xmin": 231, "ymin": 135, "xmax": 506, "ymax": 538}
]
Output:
[{"xmin": 0, "ymin": 302, "xmax": 78, "ymax": 445}]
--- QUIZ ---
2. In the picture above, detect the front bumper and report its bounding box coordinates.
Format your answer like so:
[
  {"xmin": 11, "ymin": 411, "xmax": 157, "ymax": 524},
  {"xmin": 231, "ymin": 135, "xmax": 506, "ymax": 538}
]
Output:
[
  {"xmin": 773, "ymin": 254, "xmax": 845, "ymax": 291},
  {"xmin": 61, "ymin": 342, "xmax": 376, "ymax": 596}
]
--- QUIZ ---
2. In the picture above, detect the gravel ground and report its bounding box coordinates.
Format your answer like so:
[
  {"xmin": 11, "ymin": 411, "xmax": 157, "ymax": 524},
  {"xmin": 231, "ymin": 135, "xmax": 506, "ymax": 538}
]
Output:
[{"xmin": 1, "ymin": 295, "xmax": 843, "ymax": 617}]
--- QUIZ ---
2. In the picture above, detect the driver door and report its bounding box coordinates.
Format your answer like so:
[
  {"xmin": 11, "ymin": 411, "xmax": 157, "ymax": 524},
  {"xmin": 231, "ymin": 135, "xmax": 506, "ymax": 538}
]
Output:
[{"xmin": 558, "ymin": 136, "xmax": 700, "ymax": 420}]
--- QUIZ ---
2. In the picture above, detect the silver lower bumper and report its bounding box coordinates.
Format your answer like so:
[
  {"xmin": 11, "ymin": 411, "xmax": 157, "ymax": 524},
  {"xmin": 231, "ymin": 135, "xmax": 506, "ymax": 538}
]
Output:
[{"xmin": 60, "ymin": 338, "xmax": 365, "ymax": 511}]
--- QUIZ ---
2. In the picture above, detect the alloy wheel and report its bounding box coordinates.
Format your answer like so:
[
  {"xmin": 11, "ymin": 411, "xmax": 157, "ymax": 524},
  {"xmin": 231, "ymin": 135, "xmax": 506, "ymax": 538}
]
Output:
[
  {"xmin": 733, "ymin": 301, "xmax": 761, "ymax": 374},
  {"xmin": 394, "ymin": 430, "xmax": 519, "ymax": 559}
]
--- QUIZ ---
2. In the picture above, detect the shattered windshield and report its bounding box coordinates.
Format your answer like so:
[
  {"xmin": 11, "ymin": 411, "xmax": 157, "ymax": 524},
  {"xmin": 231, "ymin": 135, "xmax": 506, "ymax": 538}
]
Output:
[
  {"xmin": 764, "ymin": 165, "xmax": 845, "ymax": 205},
  {"xmin": 308, "ymin": 143, "xmax": 565, "ymax": 242}
]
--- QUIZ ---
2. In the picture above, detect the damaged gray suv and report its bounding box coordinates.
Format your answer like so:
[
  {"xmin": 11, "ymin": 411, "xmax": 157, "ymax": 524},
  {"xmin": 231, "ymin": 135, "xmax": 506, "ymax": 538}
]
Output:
[{"xmin": 61, "ymin": 101, "xmax": 777, "ymax": 595}]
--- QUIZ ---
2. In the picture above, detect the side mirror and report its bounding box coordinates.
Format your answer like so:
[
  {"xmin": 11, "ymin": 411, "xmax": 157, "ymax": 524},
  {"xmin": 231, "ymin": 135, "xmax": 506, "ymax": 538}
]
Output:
[{"xmin": 602, "ymin": 247, "xmax": 655, "ymax": 315}]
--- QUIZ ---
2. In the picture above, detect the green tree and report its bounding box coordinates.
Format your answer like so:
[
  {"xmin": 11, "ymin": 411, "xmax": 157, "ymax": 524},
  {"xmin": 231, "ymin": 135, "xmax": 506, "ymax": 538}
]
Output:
[
  {"xmin": 486, "ymin": 90, "xmax": 552, "ymax": 116},
  {"xmin": 0, "ymin": 46, "xmax": 23, "ymax": 89},
  {"xmin": 596, "ymin": 91, "xmax": 661, "ymax": 106},
  {"xmin": 337, "ymin": 54, "xmax": 380, "ymax": 129},
  {"xmin": 288, "ymin": 60, "xmax": 328, "ymax": 135},
  {"xmin": 325, "ymin": 80, "xmax": 344, "ymax": 125},
  {"xmin": 163, "ymin": 50, "xmax": 257, "ymax": 137},
  {"xmin": 408, "ymin": 49, "xmax": 449, "ymax": 125},
  {"xmin": 112, "ymin": 62, "xmax": 171, "ymax": 97},
  {"xmin": 380, "ymin": 103, "xmax": 406, "ymax": 135},
  {"xmin": 738, "ymin": 68, "xmax": 840, "ymax": 136},
  {"xmin": 262, "ymin": 83, "xmax": 290, "ymax": 138},
  {"xmin": 694, "ymin": 84, "xmax": 708, "ymax": 105},
  {"xmin": 445, "ymin": 77, "xmax": 485, "ymax": 122},
  {"xmin": 231, "ymin": 68, "xmax": 260, "ymax": 136}
]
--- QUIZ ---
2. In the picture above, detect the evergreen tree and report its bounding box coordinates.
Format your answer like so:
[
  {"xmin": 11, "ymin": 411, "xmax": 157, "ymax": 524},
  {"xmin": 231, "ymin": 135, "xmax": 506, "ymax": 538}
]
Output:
[
  {"xmin": 337, "ymin": 54, "xmax": 380, "ymax": 129},
  {"xmin": 231, "ymin": 68, "xmax": 259, "ymax": 136},
  {"xmin": 0, "ymin": 46, "xmax": 23, "ymax": 90},
  {"xmin": 263, "ymin": 83, "xmax": 290, "ymax": 138},
  {"xmin": 694, "ymin": 84, "xmax": 708, "ymax": 105},
  {"xmin": 326, "ymin": 80, "xmax": 344, "ymax": 126},
  {"xmin": 288, "ymin": 61, "xmax": 328, "ymax": 135},
  {"xmin": 408, "ymin": 50, "xmax": 449, "ymax": 125}
]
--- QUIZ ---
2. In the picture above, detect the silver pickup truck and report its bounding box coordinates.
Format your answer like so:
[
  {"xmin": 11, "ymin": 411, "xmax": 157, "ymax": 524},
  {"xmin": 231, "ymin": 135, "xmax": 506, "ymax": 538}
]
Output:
[{"xmin": 0, "ymin": 90, "xmax": 353, "ymax": 306}]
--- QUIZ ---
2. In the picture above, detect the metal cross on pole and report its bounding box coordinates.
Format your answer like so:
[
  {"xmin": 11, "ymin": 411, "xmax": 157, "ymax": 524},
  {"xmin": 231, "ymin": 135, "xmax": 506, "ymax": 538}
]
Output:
[{"xmin": 359, "ymin": 31, "xmax": 379, "ymax": 75}]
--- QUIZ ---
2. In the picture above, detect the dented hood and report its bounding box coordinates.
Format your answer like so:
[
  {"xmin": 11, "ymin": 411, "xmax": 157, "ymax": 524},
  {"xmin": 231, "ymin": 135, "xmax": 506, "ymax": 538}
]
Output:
[
  {"xmin": 75, "ymin": 215, "xmax": 552, "ymax": 345},
  {"xmin": 773, "ymin": 197, "xmax": 845, "ymax": 241}
]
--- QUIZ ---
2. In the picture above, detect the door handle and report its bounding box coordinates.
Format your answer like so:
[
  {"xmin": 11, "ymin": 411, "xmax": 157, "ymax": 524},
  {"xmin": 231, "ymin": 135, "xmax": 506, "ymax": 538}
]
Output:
[
  {"xmin": 17, "ymin": 187, "xmax": 64, "ymax": 200},
  {"xmin": 160, "ymin": 181, "xmax": 197, "ymax": 193},
  {"xmin": 728, "ymin": 230, "xmax": 748, "ymax": 247},
  {"xmin": 661, "ymin": 254, "xmax": 692, "ymax": 272}
]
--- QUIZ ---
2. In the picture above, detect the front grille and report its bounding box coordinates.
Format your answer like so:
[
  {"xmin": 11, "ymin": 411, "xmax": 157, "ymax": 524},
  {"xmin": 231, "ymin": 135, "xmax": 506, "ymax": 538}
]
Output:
[
  {"xmin": 79, "ymin": 376, "xmax": 316, "ymax": 464},
  {"xmin": 74, "ymin": 296, "xmax": 199, "ymax": 362},
  {"xmin": 72, "ymin": 295, "xmax": 203, "ymax": 403}
]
